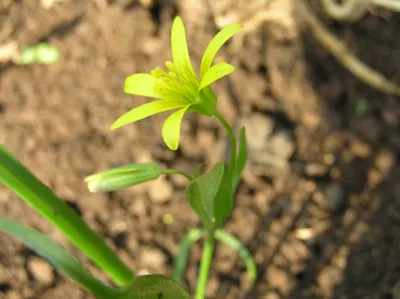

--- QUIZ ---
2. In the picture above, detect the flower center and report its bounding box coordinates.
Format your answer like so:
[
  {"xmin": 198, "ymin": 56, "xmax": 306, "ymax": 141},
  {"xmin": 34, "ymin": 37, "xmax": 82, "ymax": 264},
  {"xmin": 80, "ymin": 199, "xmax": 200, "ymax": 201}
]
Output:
[{"xmin": 151, "ymin": 61, "xmax": 198, "ymax": 103}]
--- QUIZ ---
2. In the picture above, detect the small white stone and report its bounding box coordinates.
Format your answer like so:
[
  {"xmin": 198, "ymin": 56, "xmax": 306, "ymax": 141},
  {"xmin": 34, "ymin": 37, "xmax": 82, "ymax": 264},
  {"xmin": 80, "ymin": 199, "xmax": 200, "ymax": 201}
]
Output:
[
  {"xmin": 148, "ymin": 177, "xmax": 173, "ymax": 203},
  {"xmin": 27, "ymin": 256, "xmax": 54, "ymax": 285}
]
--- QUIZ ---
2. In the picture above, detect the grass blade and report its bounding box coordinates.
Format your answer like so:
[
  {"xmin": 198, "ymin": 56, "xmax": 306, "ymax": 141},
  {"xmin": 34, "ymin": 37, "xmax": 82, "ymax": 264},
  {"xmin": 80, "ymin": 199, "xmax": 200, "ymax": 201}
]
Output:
[
  {"xmin": 173, "ymin": 228, "xmax": 204, "ymax": 282},
  {"xmin": 0, "ymin": 218, "xmax": 118, "ymax": 298},
  {"xmin": 0, "ymin": 145, "xmax": 134, "ymax": 285},
  {"xmin": 215, "ymin": 229, "xmax": 257, "ymax": 283}
]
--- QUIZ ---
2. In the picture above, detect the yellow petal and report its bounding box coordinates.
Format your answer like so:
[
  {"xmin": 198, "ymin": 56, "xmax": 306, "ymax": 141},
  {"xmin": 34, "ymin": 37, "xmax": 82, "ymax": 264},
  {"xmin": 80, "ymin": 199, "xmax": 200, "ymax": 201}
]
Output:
[
  {"xmin": 171, "ymin": 17, "xmax": 197, "ymax": 87},
  {"xmin": 200, "ymin": 24, "xmax": 242, "ymax": 77},
  {"xmin": 124, "ymin": 74, "xmax": 162, "ymax": 99},
  {"xmin": 199, "ymin": 62, "xmax": 234, "ymax": 90},
  {"xmin": 162, "ymin": 105, "xmax": 191, "ymax": 150},
  {"xmin": 111, "ymin": 100, "xmax": 187, "ymax": 130}
]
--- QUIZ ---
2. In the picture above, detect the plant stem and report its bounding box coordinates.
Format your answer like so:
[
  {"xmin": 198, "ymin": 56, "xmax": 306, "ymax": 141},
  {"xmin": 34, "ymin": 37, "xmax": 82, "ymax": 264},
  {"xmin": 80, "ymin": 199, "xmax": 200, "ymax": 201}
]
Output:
[
  {"xmin": 214, "ymin": 111, "xmax": 237, "ymax": 173},
  {"xmin": 161, "ymin": 168, "xmax": 193, "ymax": 181},
  {"xmin": 195, "ymin": 229, "xmax": 215, "ymax": 299}
]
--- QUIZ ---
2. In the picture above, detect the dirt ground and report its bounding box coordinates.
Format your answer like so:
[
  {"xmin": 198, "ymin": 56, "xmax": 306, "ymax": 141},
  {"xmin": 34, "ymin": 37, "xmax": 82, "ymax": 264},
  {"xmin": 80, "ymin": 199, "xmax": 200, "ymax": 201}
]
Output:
[{"xmin": 1, "ymin": 0, "xmax": 400, "ymax": 298}]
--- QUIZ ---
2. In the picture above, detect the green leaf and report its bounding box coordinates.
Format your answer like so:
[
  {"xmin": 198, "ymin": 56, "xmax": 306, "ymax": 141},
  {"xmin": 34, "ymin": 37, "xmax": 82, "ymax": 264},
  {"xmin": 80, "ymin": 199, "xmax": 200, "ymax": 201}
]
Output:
[
  {"xmin": 0, "ymin": 145, "xmax": 133, "ymax": 285},
  {"xmin": 231, "ymin": 127, "xmax": 247, "ymax": 190},
  {"xmin": 184, "ymin": 180, "xmax": 212, "ymax": 227},
  {"xmin": 111, "ymin": 100, "xmax": 187, "ymax": 130},
  {"xmin": 162, "ymin": 105, "xmax": 191, "ymax": 150},
  {"xmin": 0, "ymin": 218, "xmax": 118, "ymax": 299},
  {"xmin": 173, "ymin": 229, "xmax": 203, "ymax": 282},
  {"xmin": 215, "ymin": 229, "xmax": 257, "ymax": 283},
  {"xmin": 124, "ymin": 74, "xmax": 162, "ymax": 99},
  {"xmin": 85, "ymin": 163, "xmax": 162, "ymax": 192},
  {"xmin": 120, "ymin": 274, "xmax": 191, "ymax": 299},
  {"xmin": 213, "ymin": 169, "xmax": 234, "ymax": 226},
  {"xmin": 184, "ymin": 161, "xmax": 225, "ymax": 227},
  {"xmin": 199, "ymin": 62, "xmax": 234, "ymax": 90},
  {"xmin": 200, "ymin": 24, "xmax": 243, "ymax": 77}
]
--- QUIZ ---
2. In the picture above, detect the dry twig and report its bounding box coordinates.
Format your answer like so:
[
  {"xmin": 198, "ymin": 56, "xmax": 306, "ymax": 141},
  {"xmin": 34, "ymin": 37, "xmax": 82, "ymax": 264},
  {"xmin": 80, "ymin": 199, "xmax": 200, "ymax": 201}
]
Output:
[{"xmin": 298, "ymin": 0, "xmax": 400, "ymax": 95}]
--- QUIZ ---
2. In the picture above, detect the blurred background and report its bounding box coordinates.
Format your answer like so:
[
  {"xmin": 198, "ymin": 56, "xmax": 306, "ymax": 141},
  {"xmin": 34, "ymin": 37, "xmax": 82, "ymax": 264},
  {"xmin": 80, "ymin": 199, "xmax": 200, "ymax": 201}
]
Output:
[{"xmin": 1, "ymin": 0, "xmax": 400, "ymax": 298}]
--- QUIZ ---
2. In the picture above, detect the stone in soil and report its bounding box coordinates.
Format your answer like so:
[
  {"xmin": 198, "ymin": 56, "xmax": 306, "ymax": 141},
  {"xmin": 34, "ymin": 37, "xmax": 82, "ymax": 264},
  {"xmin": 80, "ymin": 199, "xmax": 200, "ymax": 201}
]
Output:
[{"xmin": 27, "ymin": 256, "xmax": 54, "ymax": 285}]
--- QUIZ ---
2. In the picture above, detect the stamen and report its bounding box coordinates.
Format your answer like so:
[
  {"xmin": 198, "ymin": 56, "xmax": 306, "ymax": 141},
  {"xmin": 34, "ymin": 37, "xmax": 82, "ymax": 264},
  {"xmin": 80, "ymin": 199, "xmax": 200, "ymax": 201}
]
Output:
[
  {"xmin": 151, "ymin": 67, "xmax": 164, "ymax": 78},
  {"xmin": 154, "ymin": 83, "xmax": 164, "ymax": 93},
  {"xmin": 165, "ymin": 61, "xmax": 178, "ymax": 73},
  {"xmin": 152, "ymin": 62, "xmax": 199, "ymax": 102}
]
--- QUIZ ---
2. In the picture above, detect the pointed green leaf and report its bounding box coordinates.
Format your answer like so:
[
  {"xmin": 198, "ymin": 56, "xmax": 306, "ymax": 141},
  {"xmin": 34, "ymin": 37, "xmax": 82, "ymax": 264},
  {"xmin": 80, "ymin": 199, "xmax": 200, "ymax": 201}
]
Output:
[
  {"xmin": 0, "ymin": 146, "xmax": 133, "ymax": 285},
  {"xmin": 171, "ymin": 17, "xmax": 197, "ymax": 87},
  {"xmin": 215, "ymin": 229, "xmax": 257, "ymax": 283},
  {"xmin": 199, "ymin": 62, "xmax": 234, "ymax": 90},
  {"xmin": 120, "ymin": 274, "xmax": 191, "ymax": 299},
  {"xmin": 200, "ymin": 24, "xmax": 243, "ymax": 77},
  {"xmin": 124, "ymin": 74, "xmax": 162, "ymax": 99},
  {"xmin": 213, "ymin": 169, "xmax": 234, "ymax": 226},
  {"xmin": 184, "ymin": 161, "xmax": 225, "ymax": 227},
  {"xmin": 231, "ymin": 127, "xmax": 247, "ymax": 190},
  {"xmin": 162, "ymin": 105, "xmax": 190, "ymax": 150},
  {"xmin": 184, "ymin": 180, "xmax": 212, "ymax": 227},
  {"xmin": 0, "ymin": 218, "xmax": 118, "ymax": 299},
  {"xmin": 111, "ymin": 100, "xmax": 187, "ymax": 130},
  {"xmin": 173, "ymin": 228, "xmax": 203, "ymax": 282}
]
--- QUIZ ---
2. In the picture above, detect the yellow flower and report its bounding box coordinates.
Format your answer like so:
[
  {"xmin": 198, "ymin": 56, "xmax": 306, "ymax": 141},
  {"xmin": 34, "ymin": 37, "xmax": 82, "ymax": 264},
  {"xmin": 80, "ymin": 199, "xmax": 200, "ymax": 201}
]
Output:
[{"xmin": 111, "ymin": 16, "xmax": 242, "ymax": 150}]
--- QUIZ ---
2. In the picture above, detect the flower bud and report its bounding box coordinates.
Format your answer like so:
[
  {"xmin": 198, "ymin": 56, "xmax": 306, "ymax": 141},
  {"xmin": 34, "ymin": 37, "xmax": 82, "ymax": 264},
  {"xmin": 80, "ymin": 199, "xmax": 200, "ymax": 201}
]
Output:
[{"xmin": 85, "ymin": 163, "xmax": 161, "ymax": 193}]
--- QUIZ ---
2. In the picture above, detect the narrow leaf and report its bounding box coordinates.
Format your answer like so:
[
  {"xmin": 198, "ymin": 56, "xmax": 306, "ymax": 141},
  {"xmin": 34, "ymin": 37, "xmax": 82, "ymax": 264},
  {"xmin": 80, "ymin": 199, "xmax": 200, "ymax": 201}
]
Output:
[
  {"xmin": 215, "ymin": 229, "xmax": 257, "ymax": 283},
  {"xmin": 0, "ymin": 218, "xmax": 117, "ymax": 299},
  {"xmin": 231, "ymin": 127, "xmax": 247, "ymax": 190},
  {"xmin": 213, "ymin": 169, "xmax": 234, "ymax": 226},
  {"xmin": 120, "ymin": 274, "xmax": 191, "ymax": 299},
  {"xmin": 173, "ymin": 229, "xmax": 203, "ymax": 282},
  {"xmin": 0, "ymin": 145, "xmax": 133, "ymax": 285}
]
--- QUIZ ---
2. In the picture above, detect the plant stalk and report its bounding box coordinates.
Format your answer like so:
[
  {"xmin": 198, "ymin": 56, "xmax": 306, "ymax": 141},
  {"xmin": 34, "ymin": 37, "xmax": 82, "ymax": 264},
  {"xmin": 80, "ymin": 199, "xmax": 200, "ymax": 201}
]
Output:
[
  {"xmin": 195, "ymin": 229, "xmax": 216, "ymax": 299},
  {"xmin": 161, "ymin": 168, "xmax": 193, "ymax": 181}
]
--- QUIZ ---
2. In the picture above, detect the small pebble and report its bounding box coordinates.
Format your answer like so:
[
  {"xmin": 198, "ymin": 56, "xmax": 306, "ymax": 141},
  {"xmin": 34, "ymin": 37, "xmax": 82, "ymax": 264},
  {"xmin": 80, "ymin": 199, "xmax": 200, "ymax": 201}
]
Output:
[
  {"xmin": 349, "ymin": 139, "xmax": 372, "ymax": 158},
  {"xmin": 148, "ymin": 177, "xmax": 173, "ymax": 203},
  {"xmin": 266, "ymin": 266, "xmax": 293, "ymax": 295},
  {"xmin": 141, "ymin": 247, "xmax": 166, "ymax": 269},
  {"xmin": 27, "ymin": 256, "xmax": 54, "ymax": 285},
  {"xmin": 375, "ymin": 148, "xmax": 395, "ymax": 174}
]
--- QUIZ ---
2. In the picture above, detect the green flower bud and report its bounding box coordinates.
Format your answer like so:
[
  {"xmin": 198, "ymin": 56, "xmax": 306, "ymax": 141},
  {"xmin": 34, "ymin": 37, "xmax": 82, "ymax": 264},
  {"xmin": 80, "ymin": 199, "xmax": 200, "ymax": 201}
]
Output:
[
  {"xmin": 34, "ymin": 43, "xmax": 60, "ymax": 64},
  {"xmin": 85, "ymin": 162, "xmax": 162, "ymax": 193},
  {"xmin": 18, "ymin": 46, "xmax": 36, "ymax": 65}
]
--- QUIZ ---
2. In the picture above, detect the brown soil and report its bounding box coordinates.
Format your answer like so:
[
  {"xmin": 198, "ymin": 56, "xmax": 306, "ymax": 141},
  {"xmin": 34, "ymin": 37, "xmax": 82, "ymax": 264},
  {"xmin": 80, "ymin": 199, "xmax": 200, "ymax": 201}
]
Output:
[{"xmin": 1, "ymin": 0, "xmax": 400, "ymax": 298}]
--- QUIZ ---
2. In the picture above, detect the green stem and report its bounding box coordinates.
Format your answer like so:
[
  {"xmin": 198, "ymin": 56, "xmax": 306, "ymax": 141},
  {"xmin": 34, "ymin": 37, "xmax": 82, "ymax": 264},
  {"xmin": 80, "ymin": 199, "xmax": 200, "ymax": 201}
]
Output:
[
  {"xmin": 214, "ymin": 111, "xmax": 237, "ymax": 173},
  {"xmin": 195, "ymin": 229, "xmax": 215, "ymax": 299},
  {"xmin": 161, "ymin": 168, "xmax": 193, "ymax": 181},
  {"xmin": 0, "ymin": 146, "xmax": 134, "ymax": 285}
]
